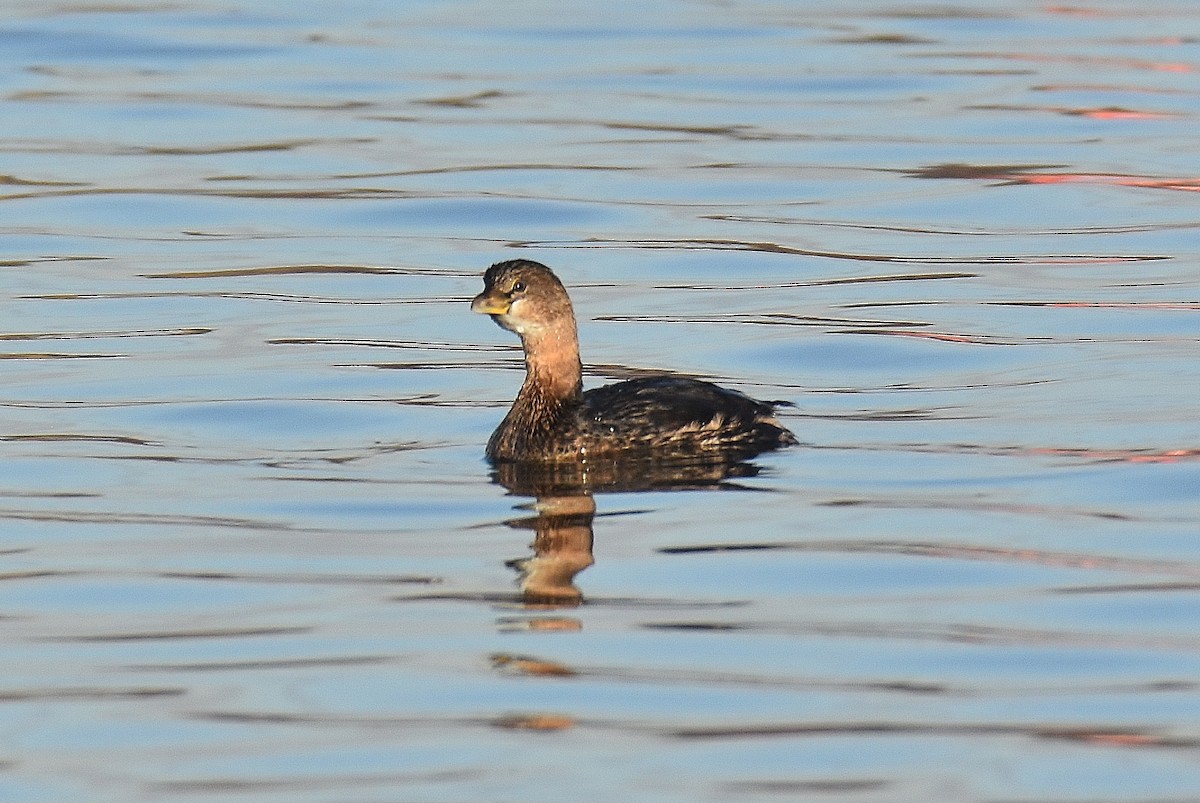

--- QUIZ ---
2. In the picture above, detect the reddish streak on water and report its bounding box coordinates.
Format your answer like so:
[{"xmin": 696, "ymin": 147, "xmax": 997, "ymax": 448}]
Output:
[
  {"xmin": 989, "ymin": 52, "xmax": 1195, "ymax": 73},
  {"xmin": 1029, "ymin": 448, "xmax": 1200, "ymax": 464},
  {"xmin": 1011, "ymin": 173, "xmax": 1200, "ymax": 191},
  {"xmin": 1065, "ymin": 107, "xmax": 1179, "ymax": 120}
]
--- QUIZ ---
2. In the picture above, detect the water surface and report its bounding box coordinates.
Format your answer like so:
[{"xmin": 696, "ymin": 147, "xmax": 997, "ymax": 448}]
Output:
[{"xmin": 1, "ymin": 1, "xmax": 1198, "ymax": 800}]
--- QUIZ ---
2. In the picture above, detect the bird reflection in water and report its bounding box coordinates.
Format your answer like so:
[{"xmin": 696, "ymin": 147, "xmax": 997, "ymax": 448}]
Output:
[{"xmin": 492, "ymin": 457, "xmax": 769, "ymax": 609}]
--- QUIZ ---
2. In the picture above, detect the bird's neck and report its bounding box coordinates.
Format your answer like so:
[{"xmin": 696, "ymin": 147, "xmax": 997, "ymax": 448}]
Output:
[{"xmin": 517, "ymin": 320, "xmax": 583, "ymax": 405}]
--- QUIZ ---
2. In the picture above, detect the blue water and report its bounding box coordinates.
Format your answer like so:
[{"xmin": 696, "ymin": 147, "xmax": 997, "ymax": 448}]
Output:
[{"xmin": 1, "ymin": 1, "xmax": 1198, "ymax": 800}]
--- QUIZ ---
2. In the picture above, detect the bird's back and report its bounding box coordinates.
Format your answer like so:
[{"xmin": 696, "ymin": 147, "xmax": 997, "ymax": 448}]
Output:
[{"xmin": 577, "ymin": 376, "xmax": 796, "ymax": 458}]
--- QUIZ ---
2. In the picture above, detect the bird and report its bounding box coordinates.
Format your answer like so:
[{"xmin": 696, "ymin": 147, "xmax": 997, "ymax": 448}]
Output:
[{"xmin": 470, "ymin": 259, "xmax": 797, "ymax": 464}]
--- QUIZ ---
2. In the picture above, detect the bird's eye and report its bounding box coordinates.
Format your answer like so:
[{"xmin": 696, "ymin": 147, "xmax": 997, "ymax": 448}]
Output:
[{"xmin": 511, "ymin": 280, "xmax": 526, "ymax": 293}]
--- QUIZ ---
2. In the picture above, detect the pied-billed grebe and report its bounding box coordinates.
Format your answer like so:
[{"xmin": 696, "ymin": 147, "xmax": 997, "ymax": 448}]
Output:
[{"xmin": 471, "ymin": 260, "xmax": 797, "ymax": 463}]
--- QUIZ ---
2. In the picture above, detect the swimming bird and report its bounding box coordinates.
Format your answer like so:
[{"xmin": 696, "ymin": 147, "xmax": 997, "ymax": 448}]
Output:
[{"xmin": 471, "ymin": 259, "xmax": 797, "ymax": 463}]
